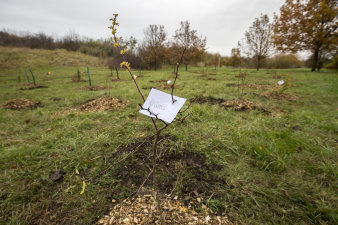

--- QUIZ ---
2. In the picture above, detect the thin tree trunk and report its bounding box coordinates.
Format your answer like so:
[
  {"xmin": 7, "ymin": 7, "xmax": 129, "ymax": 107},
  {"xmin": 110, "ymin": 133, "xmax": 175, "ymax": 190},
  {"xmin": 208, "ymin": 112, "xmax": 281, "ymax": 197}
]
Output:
[
  {"xmin": 115, "ymin": 66, "xmax": 119, "ymax": 79},
  {"xmin": 312, "ymin": 50, "xmax": 319, "ymax": 72},
  {"xmin": 257, "ymin": 55, "xmax": 260, "ymax": 71},
  {"xmin": 155, "ymin": 57, "xmax": 157, "ymax": 71}
]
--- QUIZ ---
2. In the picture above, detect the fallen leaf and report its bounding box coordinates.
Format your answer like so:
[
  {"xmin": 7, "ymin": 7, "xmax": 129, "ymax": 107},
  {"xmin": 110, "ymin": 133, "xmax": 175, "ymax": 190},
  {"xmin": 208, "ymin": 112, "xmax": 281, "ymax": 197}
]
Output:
[
  {"xmin": 280, "ymin": 188, "xmax": 289, "ymax": 196},
  {"xmin": 80, "ymin": 180, "xmax": 86, "ymax": 195},
  {"xmin": 45, "ymin": 128, "xmax": 52, "ymax": 132}
]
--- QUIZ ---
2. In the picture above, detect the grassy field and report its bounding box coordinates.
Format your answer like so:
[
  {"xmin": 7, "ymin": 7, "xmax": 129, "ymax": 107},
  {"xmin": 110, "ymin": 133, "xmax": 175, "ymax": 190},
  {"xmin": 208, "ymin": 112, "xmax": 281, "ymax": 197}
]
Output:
[{"xmin": 0, "ymin": 49, "xmax": 337, "ymax": 224}]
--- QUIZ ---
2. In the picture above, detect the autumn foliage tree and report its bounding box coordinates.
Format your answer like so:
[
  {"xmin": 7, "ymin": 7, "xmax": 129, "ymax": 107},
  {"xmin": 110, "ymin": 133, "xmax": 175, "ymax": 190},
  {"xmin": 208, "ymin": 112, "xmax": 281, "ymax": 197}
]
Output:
[
  {"xmin": 142, "ymin": 25, "xmax": 167, "ymax": 70},
  {"xmin": 273, "ymin": 0, "xmax": 338, "ymax": 71},
  {"xmin": 227, "ymin": 48, "xmax": 242, "ymax": 67},
  {"xmin": 173, "ymin": 21, "xmax": 206, "ymax": 71},
  {"xmin": 243, "ymin": 14, "xmax": 273, "ymax": 71}
]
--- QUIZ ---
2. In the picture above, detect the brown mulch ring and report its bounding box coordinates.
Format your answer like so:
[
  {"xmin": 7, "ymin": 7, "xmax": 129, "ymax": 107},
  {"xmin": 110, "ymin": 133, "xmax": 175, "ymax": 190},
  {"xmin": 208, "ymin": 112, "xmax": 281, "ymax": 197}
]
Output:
[
  {"xmin": 2, "ymin": 98, "xmax": 41, "ymax": 110},
  {"xmin": 225, "ymin": 83, "xmax": 270, "ymax": 89},
  {"xmin": 80, "ymin": 85, "xmax": 108, "ymax": 91},
  {"xmin": 189, "ymin": 71, "xmax": 200, "ymax": 74},
  {"xmin": 234, "ymin": 73, "xmax": 246, "ymax": 78},
  {"xmin": 20, "ymin": 83, "xmax": 48, "ymax": 90},
  {"xmin": 190, "ymin": 96, "xmax": 286, "ymax": 116},
  {"xmin": 97, "ymin": 194, "xmax": 232, "ymax": 225},
  {"xmin": 150, "ymin": 79, "xmax": 168, "ymax": 83},
  {"xmin": 71, "ymin": 76, "xmax": 86, "ymax": 82},
  {"xmin": 206, "ymin": 78, "xmax": 217, "ymax": 80},
  {"xmin": 242, "ymin": 84, "xmax": 270, "ymax": 90},
  {"xmin": 226, "ymin": 83, "xmax": 237, "ymax": 87},
  {"xmin": 56, "ymin": 96, "xmax": 128, "ymax": 115},
  {"xmin": 260, "ymin": 91, "xmax": 299, "ymax": 101},
  {"xmin": 156, "ymin": 84, "xmax": 179, "ymax": 90}
]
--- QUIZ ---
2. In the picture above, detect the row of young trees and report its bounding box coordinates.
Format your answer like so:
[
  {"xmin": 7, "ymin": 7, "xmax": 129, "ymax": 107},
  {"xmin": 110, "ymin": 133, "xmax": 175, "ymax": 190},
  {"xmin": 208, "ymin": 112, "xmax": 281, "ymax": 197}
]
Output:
[{"xmin": 238, "ymin": 0, "xmax": 337, "ymax": 71}]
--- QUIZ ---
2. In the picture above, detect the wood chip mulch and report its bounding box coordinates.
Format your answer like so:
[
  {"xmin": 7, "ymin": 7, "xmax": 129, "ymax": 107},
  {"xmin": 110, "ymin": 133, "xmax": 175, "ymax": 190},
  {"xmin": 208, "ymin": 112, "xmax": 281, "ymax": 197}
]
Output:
[
  {"xmin": 72, "ymin": 76, "xmax": 86, "ymax": 82},
  {"xmin": 221, "ymin": 99, "xmax": 287, "ymax": 117},
  {"xmin": 242, "ymin": 84, "xmax": 270, "ymax": 90},
  {"xmin": 221, "ymin": 99, "xmax": 264, "ymax": 111},
  {"xmin": 156, "ymin": 84, "xmax": 179, "ymax": 90},
  {"xmin": 80, "ymin": 85, "xmax": 108, "ymax": 91},
  {"xmin": 2, "ymin": 98, "xmax": 41, "ymax": 110},
  {"xmin": 97, "ymin": 194, "xmax": 233, "ymax": 225},
  {"xmin": 20, "ymin": 83, "xmax": 48, "ymax": 90},
  {"xmin": 56, "ymin": 96, "xmax": 128, "ymax": 115}
]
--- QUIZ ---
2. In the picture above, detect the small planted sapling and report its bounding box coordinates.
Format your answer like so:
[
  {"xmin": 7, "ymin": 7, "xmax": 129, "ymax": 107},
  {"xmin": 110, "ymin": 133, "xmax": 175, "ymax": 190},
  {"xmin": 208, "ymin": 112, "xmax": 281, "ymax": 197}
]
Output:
[
  {"xmin": 87, "ymin": 66, "xmax": 92, "ymax": 87},
  {"xmin": 107, "ymin": 57, "xmax": 120, "ymax": 80},
  {"xmin": 24, "ymin": 69, "xmax": 30, "ymax": 83},
  {"xmin": 77, "ymin": 68, "xmax": 81, "ymax": 81},
  {"xmin": 29, "ymin": 68, "xmax": 36, "ymax": 87},
  {"xmin": 109, "ymin": 14, "xmax": 191, "ymax": 201}
]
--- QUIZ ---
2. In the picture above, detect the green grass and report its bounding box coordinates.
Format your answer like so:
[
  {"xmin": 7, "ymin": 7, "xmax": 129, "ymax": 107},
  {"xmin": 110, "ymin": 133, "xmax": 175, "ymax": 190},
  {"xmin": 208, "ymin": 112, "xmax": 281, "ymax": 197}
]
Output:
[
  {"xmin": 0, "ymin": 46, "xmax": 105, "ymax": 70},
  {"xmin": 0, "ymin": 49, "xmax": 337, "ymax": 224}
]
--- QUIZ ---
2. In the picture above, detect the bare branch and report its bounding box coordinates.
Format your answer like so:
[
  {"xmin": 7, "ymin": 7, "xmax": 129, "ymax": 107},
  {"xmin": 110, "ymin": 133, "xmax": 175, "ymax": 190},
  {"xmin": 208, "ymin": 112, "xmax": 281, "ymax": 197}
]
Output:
[{"xmin": 171, "ymin": 48, "xmax": 186, "ymax": 103}]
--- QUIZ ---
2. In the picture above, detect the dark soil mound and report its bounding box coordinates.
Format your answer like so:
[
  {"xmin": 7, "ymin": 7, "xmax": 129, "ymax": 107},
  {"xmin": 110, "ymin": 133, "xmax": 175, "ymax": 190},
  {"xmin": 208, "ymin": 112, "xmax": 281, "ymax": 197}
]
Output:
[{"xmin": 97, "ymin": 136, "xmax": 226, "ymax": 203}]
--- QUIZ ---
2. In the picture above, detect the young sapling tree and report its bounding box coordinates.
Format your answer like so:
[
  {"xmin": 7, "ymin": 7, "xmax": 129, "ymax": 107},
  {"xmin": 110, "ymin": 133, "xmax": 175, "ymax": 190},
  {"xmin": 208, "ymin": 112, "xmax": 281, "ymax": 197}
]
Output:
[
  {"xmin": 29, "ymin": 68, "xmax": 36, "ymax": 87},
  {"xmin": 87, "ymin": 66, "xmax": 92, "ymax": 86},
  {"xmin": 77, "ymin": 68, "xmax": 81, "ymax": 81},
  {"xmin": 24, "ymin": 69, "xmax": 30, "ymax": 83},
  {"xmin": 109, "ymin": 14, "xmax": 190, "ymax": 201}
]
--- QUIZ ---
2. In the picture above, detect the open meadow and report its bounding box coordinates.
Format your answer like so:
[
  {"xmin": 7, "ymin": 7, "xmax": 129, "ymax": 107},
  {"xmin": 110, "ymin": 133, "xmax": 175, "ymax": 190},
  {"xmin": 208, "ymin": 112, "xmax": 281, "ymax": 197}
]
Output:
[{"xmin": 0, "ymin": 48, "xmax": 337, "ymax": 224}]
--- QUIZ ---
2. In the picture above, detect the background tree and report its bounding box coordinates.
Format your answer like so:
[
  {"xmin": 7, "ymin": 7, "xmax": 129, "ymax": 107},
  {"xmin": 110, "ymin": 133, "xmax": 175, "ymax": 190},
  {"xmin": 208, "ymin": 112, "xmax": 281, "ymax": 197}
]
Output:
[
  {"xmin": 173, "ymin": 21, "xmax": 206, "ymax": 71},
  {"xmin": 273, "ymin": 0, "xmax": 337, "ymax": 71},
  {"xmin": 142, "ymin": 25, "xmax": 167, "ymax": 70},
  {"xmin": 266, "ymin": 53, "xmax": 304, "ymax": 68},
  {"xmin": 243, "ymin": 14, "xmax": 273, "ymax": 71},
  {"xmin": 227, "ymin": 48, "xmax": 242, "ymax": 67}
]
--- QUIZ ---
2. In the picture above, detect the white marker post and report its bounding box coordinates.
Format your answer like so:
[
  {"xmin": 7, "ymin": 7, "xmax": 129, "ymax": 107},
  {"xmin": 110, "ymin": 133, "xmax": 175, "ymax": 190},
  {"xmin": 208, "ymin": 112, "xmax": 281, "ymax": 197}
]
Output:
[{"xmin": 139, "ymin": 88, "xmax": 186, "ymax": 123}]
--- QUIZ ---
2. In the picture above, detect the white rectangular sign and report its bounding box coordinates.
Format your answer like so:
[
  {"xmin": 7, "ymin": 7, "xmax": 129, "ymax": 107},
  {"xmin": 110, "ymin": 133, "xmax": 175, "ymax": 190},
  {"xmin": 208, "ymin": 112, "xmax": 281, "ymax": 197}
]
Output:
[{"xmin": 139, "ymin": 88, "xmax": 186, "ymax": 123}]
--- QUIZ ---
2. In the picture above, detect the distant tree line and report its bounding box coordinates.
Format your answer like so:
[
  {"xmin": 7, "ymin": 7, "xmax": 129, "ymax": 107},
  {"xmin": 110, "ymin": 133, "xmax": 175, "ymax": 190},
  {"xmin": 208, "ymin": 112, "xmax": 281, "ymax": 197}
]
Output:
[{"xmin": 2, "ymin": 0, "xmax": 336, "ymax": 72}]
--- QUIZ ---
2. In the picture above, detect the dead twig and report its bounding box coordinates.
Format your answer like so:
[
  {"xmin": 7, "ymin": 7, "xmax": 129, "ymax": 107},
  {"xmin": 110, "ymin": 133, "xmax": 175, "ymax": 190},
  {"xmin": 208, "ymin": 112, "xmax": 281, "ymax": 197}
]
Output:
[{"xmin": 171, "ymin": 48, "xmax": 186, "ymax": 103}]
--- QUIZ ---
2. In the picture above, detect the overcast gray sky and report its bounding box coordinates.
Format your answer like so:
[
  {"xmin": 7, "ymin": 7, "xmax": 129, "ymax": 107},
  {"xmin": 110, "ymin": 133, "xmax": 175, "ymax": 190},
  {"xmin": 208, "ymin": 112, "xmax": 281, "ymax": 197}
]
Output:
[{"xmin": 0, "ymin": 0, "xmax": 286, "ymax": 56}]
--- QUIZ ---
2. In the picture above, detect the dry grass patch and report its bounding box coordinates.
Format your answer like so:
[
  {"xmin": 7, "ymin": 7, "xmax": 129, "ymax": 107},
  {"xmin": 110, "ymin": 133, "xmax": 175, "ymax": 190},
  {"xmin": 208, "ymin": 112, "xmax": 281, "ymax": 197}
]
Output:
[{"xmin": 261, "ymin": 91, "xmax": 299, "ymax": 101}]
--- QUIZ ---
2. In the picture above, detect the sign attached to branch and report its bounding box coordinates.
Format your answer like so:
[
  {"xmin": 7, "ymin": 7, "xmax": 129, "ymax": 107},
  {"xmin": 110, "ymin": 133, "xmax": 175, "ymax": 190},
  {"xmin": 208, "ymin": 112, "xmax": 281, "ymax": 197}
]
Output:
[
  {"xmin": 278, "ymin": 80, "xmax": 285, "ymax": 86},
  {"xmin": 139, "ymin": 88, "xmax": 186, "ymax": 123}
]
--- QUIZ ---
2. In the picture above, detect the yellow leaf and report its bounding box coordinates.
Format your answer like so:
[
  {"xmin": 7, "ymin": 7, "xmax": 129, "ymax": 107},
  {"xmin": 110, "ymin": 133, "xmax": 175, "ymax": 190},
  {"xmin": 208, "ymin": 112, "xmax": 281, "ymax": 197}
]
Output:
[
  {"xmin": 179, "ymin": 206, "xmax": 188, "ymax": 213},
  {"xmin": 80, "ymin": 180, "xmax": 86, "ymax": 195}
]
